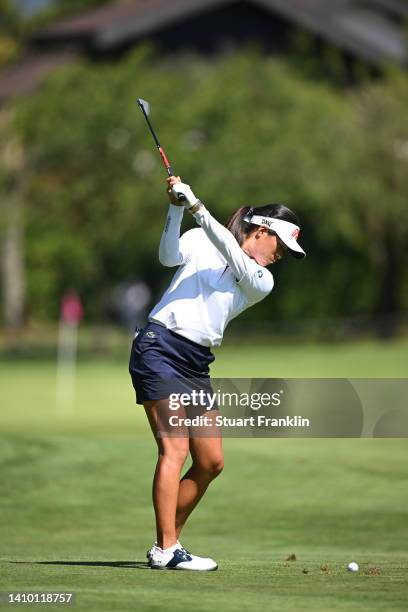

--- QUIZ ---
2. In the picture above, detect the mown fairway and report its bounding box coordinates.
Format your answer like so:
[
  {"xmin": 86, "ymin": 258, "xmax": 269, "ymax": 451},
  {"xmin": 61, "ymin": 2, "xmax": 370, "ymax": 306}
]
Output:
[{"xmin": 1, "ymin": 339, "xmax": 407, "ymax": 611}]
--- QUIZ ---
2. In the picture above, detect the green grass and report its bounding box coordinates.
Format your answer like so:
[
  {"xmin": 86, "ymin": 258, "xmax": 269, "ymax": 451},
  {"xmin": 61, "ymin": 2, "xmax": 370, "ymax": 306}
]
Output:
[
  {"xmin": 214, "ymin": 337, "xmax": 408, "ymax": 377},
  {"xmin": 1, "ymin": 339, "xmax": 407, "ymax": 611}
]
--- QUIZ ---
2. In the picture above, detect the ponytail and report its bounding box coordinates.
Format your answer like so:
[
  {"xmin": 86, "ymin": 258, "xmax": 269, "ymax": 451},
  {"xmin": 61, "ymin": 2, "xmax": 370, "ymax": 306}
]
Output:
[{"xmin": 225, "ymin": 206, "xmax": 253, "ymax": 246}]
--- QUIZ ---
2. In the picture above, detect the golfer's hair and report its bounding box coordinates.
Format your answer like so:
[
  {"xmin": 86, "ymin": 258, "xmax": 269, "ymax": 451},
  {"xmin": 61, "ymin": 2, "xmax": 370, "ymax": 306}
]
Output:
[{"xmin": 225, "ymin": 203, "xmax": 300, "ymax": 246}]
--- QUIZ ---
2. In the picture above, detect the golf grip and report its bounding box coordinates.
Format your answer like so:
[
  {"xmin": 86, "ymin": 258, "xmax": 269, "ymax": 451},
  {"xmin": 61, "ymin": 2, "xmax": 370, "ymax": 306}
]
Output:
[{"xmin": 157, "ymin": 148, "xmax": 185, "ymax": 201}]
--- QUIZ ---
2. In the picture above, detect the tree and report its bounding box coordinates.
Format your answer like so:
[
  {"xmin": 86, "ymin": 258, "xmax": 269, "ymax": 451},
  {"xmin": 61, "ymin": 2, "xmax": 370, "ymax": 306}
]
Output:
[
  {"xmin": 11, "ymin": 46, "xmax": 408, "ymax": 330},
  {"xmin": 352, "ymin": 71, "xmax": 408, "ymax": 335},
  {"xmin": 0, "ymin": 2, "xmax": 27, "ymax": 329},
  {"xmin": 0, "ymin": 109, "xmax": 26, "ymax": 329},
  {"xmin": 0, "ymin": 0, "xmax": 23, "ymax": 67}
]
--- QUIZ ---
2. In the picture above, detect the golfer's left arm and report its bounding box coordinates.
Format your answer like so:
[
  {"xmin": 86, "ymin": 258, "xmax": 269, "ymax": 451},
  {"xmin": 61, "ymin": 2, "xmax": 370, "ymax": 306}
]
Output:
[{"xmin": 171, "ymin": 182, "xmax": 273, "ymax": 300}]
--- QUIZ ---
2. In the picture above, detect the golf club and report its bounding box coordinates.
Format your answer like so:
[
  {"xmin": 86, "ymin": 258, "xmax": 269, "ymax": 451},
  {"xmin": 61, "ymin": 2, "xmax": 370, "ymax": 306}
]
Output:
[{"xmin": 137, "ymin": 98, "xmax": 186, "ymax": 201}]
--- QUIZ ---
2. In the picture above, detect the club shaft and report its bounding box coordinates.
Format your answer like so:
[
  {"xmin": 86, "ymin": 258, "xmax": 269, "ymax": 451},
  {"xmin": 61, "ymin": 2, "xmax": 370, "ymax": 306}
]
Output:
[
  {"xmin": 139, "ymin": 104, "xmax": 174, "ymax": 176},
  {"xmin": 137, "ymin": 98, "xmax": 185, "ymax": 198},
  {"xmin": 142, "ymin": 110, "xmax": 161, "ymax": 148}
]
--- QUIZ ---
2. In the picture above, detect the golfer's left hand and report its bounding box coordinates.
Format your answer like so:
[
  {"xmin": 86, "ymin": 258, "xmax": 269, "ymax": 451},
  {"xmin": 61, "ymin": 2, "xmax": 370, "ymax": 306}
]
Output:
[
  {"xmin": 166, "ymin": 176, "xmax": 183, "ymax": 205},
  {"xmin": 171, "ymin": 181, "xmax": 200, "ymax": 208}
]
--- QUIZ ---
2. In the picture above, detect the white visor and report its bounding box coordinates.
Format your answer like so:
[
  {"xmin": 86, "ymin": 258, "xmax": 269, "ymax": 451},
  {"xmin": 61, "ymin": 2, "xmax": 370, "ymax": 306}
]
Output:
[{"xmin": 245, "ymin": 215, "xmax": 306, "ymax": 259}]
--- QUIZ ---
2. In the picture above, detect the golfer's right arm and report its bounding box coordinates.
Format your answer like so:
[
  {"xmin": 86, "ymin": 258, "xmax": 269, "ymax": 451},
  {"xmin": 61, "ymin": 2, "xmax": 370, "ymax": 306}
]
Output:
[
  {"xmin": 158, "ymin": 177, "xmax": 192, "ymax": 266},
  {"xmin": 158, "ymin": 205, "xmax": 188, "ymax": 266}
]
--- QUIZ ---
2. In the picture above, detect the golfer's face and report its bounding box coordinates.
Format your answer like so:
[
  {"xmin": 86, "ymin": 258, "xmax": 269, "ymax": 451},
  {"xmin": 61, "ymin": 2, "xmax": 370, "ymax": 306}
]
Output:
[{"xmin": 255, "ymin": 231, "xmax": 286, "ymax": 266}]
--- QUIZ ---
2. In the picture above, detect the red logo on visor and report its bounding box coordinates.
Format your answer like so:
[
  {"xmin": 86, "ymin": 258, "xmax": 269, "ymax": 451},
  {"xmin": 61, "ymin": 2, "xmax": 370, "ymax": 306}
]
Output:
[{"xmin": 291, "ymin": 228, "xmax": 300, "ymax": 240}]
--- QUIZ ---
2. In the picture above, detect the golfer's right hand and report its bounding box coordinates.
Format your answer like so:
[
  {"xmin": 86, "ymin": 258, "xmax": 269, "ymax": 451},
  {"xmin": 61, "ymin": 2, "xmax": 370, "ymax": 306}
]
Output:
[
  {"xmin": 170, "ymin": 181, "xmax": 200, "ymax": 208},
  {"xmin": 166, "ymin": 176, "xmax": 183, "ymax": 206}
]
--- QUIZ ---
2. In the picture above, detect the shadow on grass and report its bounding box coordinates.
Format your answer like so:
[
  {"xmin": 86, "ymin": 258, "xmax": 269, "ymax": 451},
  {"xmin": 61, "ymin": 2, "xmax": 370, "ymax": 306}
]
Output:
[{"xmin": 9, "ymin": 560, "xmax": 150, "ymax": 570}]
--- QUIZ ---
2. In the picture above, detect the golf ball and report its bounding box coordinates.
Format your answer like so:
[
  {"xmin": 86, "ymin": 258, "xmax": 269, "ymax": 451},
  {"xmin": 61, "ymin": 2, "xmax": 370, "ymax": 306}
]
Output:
[{"xmin": 347, "ymin": 562, "xmax": 359, "ymax": 572}]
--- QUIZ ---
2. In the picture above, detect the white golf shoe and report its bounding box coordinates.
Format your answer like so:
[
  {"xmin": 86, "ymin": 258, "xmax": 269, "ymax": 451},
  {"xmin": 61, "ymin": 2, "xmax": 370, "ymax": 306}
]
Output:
[
  {"xmin": 146, "ymin": 540, "xmax": 182, "ymax": 562},
  {"xmin": 149, "ymin": 543, "xmax": 218, "ymax": 571},
  {"xmin": 146, "ymin": 542, "xmax": 158, "ymax": 562}
]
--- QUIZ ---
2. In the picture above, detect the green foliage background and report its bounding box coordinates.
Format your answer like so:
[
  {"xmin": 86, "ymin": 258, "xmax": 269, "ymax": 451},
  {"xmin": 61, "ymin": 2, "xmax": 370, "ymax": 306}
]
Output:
[{"xmin": 12, "ymin": 45, "xmax": 408, "ymax": 322}]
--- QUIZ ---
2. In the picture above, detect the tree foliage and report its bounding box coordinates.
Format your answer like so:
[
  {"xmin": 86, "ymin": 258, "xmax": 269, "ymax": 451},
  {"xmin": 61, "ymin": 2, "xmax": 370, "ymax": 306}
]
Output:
[
  {"xmin": 28, "ymin": 0, "xmax": 113, "ymax": 28},
  {"xmin": 0, "ymin": 0, "xmax": 24, "ymax": 66},
  {"xmin": 12, "ymin": 46, "xmax": 408, "ymax": 324}
]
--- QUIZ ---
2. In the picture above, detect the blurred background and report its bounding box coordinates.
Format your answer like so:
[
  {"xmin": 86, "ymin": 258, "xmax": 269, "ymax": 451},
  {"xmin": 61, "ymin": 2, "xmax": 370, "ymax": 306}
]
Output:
[
  {"xmin": 1, "ymin": 3, "xmax": 408, "ymax": 609},
  {"xmin": 0, "ymin": 0, "xmax": 407, "ymax": 356}
]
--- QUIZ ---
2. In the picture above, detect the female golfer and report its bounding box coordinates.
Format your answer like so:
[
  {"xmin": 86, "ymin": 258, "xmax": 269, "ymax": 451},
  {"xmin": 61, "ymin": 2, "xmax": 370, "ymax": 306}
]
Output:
[{"xmin": 129, "ymin": 176, "xmax": 305, "ymax": 570}]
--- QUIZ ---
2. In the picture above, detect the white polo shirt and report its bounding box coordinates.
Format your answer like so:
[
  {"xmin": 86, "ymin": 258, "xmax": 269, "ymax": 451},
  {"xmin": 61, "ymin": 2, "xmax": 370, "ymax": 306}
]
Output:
[{"xmin": 148, "ymin": 204, "xmax": 274, "ymax": 347}]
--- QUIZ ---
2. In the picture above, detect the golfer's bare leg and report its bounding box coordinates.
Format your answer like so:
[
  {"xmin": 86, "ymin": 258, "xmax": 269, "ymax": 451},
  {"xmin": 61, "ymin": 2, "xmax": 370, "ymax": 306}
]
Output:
[
  {"xmin": 176, "ymin": 410, "xmax": 223, "ymax": 539},
  {"xmin": 144, "ymin": 399, "xmax": 189, "ymax": 550}
]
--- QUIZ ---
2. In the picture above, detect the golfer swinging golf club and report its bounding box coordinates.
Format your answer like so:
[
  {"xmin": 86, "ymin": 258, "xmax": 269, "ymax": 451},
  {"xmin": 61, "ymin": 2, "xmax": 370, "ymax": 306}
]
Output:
[{"xmin": 129, "ymin": 176, "xmax": 306, "ymax": 571}]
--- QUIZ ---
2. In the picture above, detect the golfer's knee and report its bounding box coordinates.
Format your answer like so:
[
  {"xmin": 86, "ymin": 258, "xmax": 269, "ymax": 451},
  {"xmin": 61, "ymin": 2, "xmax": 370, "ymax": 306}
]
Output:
[
  {"xmin": 211, "ymin": 457, "xmax": 224, "ymax": 478},
  {"xmin": 160, "ymin": 444, "xmax": 189, "ymax": 467},
  {"xmin": 194, "ymin": 456, "xmax": 224, "ymax": 479}
]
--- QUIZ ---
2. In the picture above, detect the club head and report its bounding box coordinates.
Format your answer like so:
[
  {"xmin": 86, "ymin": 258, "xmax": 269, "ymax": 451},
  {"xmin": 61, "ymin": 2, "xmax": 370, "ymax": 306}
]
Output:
[{"xmin": 137, "ymin": 98, "xmax": 150, "ymax": 116}]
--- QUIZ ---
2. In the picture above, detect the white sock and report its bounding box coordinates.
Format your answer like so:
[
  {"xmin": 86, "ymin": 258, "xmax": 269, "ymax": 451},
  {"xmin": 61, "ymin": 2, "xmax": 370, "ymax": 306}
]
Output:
[
  {"xmin": 158, "ymin": 543, "xmax": 179, "ymax": 555},
  {"xmin": 153, "ymin": 540, "xmax": 180, "ymax": 550}
]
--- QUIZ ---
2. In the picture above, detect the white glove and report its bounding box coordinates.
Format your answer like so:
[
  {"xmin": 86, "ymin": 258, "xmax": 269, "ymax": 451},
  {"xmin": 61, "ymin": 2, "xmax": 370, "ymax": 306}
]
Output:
[{"xmin": 171, "ymin": 182, "xmax": 200, "ymax": 208}]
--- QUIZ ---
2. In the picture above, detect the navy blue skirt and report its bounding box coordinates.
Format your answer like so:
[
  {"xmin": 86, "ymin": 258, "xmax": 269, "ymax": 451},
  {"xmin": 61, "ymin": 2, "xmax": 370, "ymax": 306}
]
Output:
[{"xmin": 128, "ymin": 321, "xmax": 215, "ymax": 406}]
